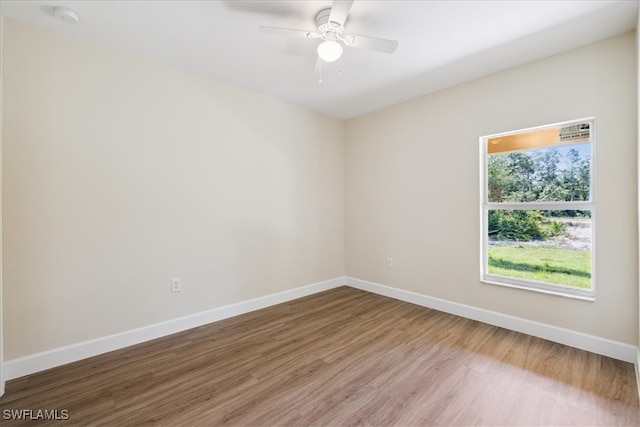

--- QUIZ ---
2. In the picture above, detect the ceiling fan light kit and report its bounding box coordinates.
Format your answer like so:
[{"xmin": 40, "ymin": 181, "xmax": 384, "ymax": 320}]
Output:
[
  {"xmin": 317, "ymin": 39, "xmax": 343, "ymax": 62},
  {"xmin": 259, "ymin": 0, "xmax": 398, "ymax": 73}
]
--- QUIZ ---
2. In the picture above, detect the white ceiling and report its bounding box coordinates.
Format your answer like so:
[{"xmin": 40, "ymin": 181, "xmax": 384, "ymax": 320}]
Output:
[{"xmin": 1, "ymin": 1, "xmax": 638, "ymax": 119}]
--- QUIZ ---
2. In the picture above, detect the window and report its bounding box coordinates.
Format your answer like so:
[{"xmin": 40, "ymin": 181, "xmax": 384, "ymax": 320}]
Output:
[{"xmin": 480, "ymin": 119, "xmax": 594, "ymax": 300}]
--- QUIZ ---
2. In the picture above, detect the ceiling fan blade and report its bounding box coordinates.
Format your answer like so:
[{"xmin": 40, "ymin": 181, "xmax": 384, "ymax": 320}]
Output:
[
  {"xmin": 329, "ymin": 0, "xmax": 354, "ymax": 26},
  {"xmin": 348, "ymin": 34, "xmax": 398, "ymax": 54},
  {"xmin": 259, "ymin": 26, "xmax": 318, "ymax": 38}
]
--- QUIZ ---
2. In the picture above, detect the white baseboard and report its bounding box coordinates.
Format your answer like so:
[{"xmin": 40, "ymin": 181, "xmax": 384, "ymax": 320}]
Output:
[
  {"xmin": 346, "ymin": 277, "xmax": 638, "ymax": 363},
  {"xmin": 3, "ymin": 277, "xmax": 346, "ymax": 381},
  {"xmin": 4, "ymin": 275, "xmax": 637, "ymax": 383}
]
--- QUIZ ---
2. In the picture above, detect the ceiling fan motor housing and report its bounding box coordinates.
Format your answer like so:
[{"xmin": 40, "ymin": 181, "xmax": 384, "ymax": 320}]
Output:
[
  {"xmin": 315, "ymin": 8, "xmax": 345, "ymax": 36},
  {"xmin": 315, "ymin": 7, "xmax": 354, "ymax": 46},
  {"xmin": 315, "ymin": 8, "xmax": 333, "ymax": 27}
]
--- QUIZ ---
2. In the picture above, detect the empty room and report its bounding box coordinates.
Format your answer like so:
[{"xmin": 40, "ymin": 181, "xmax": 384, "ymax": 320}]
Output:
[{"xmin": 0, "ymin": 0, "xmax": 639, "ymax": 425}]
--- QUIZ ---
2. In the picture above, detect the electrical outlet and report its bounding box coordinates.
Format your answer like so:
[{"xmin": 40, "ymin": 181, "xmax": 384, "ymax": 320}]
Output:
[
  {"xmin": 171, "ymin": 278, "xmax": 182, "ymax": 293},
  {"xmin": 386, "ymin": 257, "xmax": 393, "ymax": 268}
]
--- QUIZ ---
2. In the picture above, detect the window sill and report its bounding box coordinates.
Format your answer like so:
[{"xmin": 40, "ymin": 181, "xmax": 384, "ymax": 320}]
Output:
[{"xmin": 481, "ymin": 276, "xmax": 595, "ymax": 301}]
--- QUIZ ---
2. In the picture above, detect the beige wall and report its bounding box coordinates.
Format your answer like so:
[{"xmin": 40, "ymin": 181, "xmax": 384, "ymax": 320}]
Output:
[
  {"xmin": 2, "ymin": 19, "xmax": 345, "ymax": 360},
  {"xmin": 2, "ymin": 18, "xmax": 638, "ymax": 364},
  {"xmin": 346, "ymin": 32, "xmax": 638, "ymax": 345}
]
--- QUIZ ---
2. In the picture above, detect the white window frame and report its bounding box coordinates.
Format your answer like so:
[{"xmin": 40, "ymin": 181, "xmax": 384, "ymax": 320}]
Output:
[{"xmin": 479, "ymin": 118, "xmax": 596, "ymax": 301}]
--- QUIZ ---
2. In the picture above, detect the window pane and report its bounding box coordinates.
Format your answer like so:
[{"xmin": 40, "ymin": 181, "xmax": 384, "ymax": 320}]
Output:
[
  {"xmin": 487, "ymin": 210, "xmax": 591, "ymax": 289},
  {"xmin": 487, "ymin": 143, "xmax": 591, "ymax": 203}
]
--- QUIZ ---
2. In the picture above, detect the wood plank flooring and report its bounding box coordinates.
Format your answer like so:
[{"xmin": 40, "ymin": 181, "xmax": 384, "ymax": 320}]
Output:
[{"xmin": 1, "ymin": 286, "xmax": 638, "ymax": 426}]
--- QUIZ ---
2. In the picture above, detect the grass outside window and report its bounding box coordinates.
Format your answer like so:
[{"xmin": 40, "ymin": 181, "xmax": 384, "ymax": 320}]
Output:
[{"xmin": 488, "ymin": 245, "xmax": 591, "ymax": 289}]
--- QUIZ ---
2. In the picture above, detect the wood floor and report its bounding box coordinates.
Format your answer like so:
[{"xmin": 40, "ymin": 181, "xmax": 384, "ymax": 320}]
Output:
[{"xmin": 1, "ymin": 286, "xmax": 638, "ymax": 426}]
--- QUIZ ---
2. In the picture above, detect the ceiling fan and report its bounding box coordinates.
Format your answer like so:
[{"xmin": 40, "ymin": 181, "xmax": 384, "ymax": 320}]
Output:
[{"xmin": 259, "ymin": 0, "xmax": 398, "ymax": 73}]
